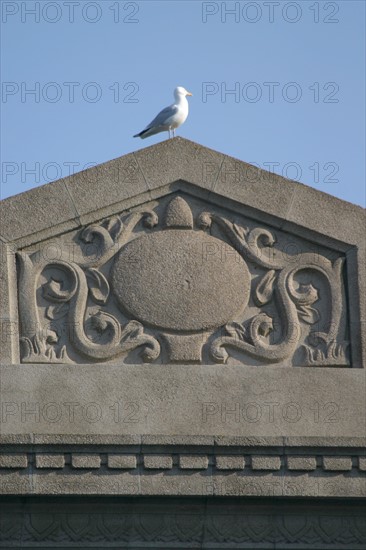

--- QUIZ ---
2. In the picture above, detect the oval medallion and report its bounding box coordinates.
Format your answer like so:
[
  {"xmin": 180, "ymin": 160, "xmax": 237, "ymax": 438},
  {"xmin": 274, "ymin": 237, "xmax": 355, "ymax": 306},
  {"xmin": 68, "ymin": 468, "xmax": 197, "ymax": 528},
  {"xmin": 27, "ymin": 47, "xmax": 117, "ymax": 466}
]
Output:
[{"xmin": 111, "ymin": 230, "xmax": 250, "ymax": 332}]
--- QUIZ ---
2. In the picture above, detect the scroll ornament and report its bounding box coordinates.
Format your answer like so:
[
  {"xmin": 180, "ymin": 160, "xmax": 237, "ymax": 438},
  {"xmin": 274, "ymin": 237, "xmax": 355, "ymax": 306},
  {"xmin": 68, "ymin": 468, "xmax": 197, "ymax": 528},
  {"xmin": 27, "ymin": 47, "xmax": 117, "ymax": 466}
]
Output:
[
  {"xmin": 18, "ymin": 210, "xmax": 161, "ymax": 363},
  {"xmin": 17, "ymin": 196, "xmax": 349, "ymax": 366}
]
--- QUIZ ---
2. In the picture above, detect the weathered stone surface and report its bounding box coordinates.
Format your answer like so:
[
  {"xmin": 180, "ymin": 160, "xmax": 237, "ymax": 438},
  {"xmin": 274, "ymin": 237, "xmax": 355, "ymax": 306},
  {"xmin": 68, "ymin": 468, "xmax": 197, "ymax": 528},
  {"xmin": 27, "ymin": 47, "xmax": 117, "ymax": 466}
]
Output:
[
  {"xmin": 144, "ymin": 455, "xmax": 173, "ymax": 469},
  {"xmin": 179, "ymin": 455, "xmax": 209, "ymax": 470},
  {"xmin": 285, "ymin": 184, "xmax": 365, "ymax": 246},
  {"xmin": 287, "ymin": 456, "xmax": 317, "ymax": 470},
  {"xmin": 0, "ymin": 454, "xmax": 27, "ymax": 468},
  {"xmin": 216, "ymin": 456, "xmax": 245, "ymax": 470},
  {"xmin": 323, "ymin": 457, "xmax": 353, "ymax": 471},
  {"xmin": 35, "ymin": 454, "xmax": 65, "ymax": 469},
  {"xmin": 108, "ymin": 454, "xmax": 137, "ymax": 469},
  {"xmin": 4, "ymin": 463, "xmax": 361, "ymax": 497},
  {"xmin": 213, "ymin": 156, "xmax": 297, "ymax": 222},
  {"xmin": 251, "ymin": 456, "xmax": 281, "ymax": 470},
  {"xmin": 0, "ymin": 241, "xmax": 19, "ymax": 363},
  {"xmin": 1, "ymin": 364, "xmax": 365, "ymax": 438},
  {"xmin": 133, "ymin": 137, "xmax": 223, "ymax": 193},
  {"xmin": 0, "ymin": 179, "xmax": 80, "ymax": 246},
  {"xmin": 71, "ymin": 454, "xmax": 101, "ymax": 469},
  {"xmin": 63, "ymin": 152, "xmax": 149, "ymax": 224},
  {"xmin": 111, "ymin": 228, "xmax": 250, "ymax": 332}
]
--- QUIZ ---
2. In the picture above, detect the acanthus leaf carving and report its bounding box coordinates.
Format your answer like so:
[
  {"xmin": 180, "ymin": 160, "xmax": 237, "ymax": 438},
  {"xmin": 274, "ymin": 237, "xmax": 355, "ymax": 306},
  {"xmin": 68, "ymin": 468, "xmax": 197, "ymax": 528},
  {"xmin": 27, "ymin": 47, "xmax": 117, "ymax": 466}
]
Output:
[
  {"xmin": 42, "ymin": 277, "xmax": 76, "ymax": 302},
  {"xmin": 254, "ymin": 270, "xmax": 277, "ymax": 306},
  {"xmin": 302, "ymin": 332, "xmax": 349, "ymax": 367},
  {"xmin": 288, "ymin": 280, "xmax": 320, "ymax": 325},
  {"xmin": 106, "ymin": 215, "xmax": 123, "ymax": 240},
  {"xmin": 198, "ymin": 212, "xmax": 282, "ymax": 270},
  {"xmin": 45, "ymin": 302, "xmax": 69, "ymax": 321},
  {"xmin": 20, "ymin": 329, "xmax": 70, "ymax": 364},
  {"xmin": 85, "ymin": 267, "xmax": 110, "ymax": 305},
  {"xmin": 225, "ymin": 321, "xmax": 246, "ymax": 341},
  {"xmin": 297, "ymin": 305, "xmax": 320, "ymax": 325},
  {"xmin": 232, "ymin": 222, "xmax": 249, "ymax": 241}
]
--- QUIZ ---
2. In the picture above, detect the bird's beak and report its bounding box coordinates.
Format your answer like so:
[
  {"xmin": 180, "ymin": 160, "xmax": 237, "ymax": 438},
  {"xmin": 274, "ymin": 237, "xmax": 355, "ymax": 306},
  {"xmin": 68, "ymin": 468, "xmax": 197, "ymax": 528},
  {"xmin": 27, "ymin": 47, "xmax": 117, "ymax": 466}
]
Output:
[{"xmin": 186, "ymin": 91, "xmax": 193, "ymax": 96}]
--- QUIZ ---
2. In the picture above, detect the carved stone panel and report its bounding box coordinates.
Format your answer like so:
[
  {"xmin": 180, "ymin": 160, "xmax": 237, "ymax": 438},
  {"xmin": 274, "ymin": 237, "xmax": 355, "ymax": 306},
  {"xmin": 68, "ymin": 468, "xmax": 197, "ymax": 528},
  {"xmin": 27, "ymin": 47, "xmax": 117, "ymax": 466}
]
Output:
[{"xmin": 17, "ymin": 192, "xmax": 350, "ymax": 367}]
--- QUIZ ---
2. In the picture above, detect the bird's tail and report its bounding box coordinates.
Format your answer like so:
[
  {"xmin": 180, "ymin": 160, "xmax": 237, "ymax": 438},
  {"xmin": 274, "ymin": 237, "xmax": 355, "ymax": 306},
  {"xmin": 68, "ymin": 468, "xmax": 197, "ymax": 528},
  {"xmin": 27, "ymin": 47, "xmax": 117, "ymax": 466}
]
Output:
[{"xmin": 133, "ymin": 129, "xmax": 150, "ymax": 139}]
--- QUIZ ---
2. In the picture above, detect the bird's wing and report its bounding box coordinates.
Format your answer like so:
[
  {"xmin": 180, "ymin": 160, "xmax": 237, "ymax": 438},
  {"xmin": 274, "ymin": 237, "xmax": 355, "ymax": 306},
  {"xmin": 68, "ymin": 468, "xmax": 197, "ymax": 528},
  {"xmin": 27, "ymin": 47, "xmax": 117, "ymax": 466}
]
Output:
[{"xmin": 144, "ymin": 104, "xmax": 179, "ymax": 130}]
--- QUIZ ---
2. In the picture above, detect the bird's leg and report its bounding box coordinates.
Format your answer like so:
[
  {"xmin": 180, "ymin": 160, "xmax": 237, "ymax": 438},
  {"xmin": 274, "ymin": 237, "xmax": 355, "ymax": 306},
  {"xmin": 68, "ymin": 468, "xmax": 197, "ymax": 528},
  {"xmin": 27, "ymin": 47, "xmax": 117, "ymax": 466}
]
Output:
[
  {"xmin": 172, "ymin": 128, "xmax": 175, "ymax": 137},
  {"xmin": 168, "ymin": 128, "xmax": 171, "ymax": 139}
]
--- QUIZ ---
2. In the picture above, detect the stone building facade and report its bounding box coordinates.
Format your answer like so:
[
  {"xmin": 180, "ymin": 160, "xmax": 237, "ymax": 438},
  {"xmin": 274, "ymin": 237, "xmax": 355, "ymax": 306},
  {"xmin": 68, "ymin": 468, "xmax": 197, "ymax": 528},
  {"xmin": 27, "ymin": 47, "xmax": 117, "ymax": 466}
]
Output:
[{"xmin": 0, "ymin": 138, "xmax": 365, "ymax": 547}]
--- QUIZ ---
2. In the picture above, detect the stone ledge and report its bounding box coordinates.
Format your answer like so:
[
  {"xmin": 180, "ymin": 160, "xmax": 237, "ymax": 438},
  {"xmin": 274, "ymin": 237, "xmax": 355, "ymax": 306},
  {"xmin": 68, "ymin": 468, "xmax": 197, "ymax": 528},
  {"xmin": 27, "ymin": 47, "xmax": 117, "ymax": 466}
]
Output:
[
  {"xmin": 2, "ymin": 434, "xmax": 365, "ymax": 447},
  {"xmin": 0, "ymin": 451, "xmax": 365, "ymax": 497},
  {"xmin": 0, "ymin": 451, "xmax": 364, "ymax": 473}
]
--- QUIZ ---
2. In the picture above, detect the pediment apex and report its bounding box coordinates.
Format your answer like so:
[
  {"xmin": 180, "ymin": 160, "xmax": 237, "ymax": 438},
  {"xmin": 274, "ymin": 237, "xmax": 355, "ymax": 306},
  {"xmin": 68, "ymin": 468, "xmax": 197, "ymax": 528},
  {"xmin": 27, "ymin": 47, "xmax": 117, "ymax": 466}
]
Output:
[{"xmin": 0, "ymin": 137, "xmax": 364, "ymax": 248}]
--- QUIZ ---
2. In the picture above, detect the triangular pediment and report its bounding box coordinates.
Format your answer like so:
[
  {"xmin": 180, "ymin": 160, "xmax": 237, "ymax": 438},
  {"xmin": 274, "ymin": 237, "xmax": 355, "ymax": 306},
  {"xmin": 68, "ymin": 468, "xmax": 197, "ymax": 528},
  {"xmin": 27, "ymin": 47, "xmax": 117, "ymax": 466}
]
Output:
[
  {"xmin": 0, "ymin": 137, "xmax": 364, "ymax": 248},
  {"xmin": 0, "ymin": 138, "xmax": 364, "ymax": 370}
]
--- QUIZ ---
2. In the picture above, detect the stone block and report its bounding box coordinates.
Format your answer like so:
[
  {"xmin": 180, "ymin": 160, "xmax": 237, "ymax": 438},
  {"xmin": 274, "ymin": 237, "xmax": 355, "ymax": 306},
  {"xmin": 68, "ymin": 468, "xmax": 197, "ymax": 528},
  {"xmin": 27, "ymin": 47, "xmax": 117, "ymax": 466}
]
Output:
[
  {"xmin": 251, "ymin": 456, "xmax": 281, "ymax": 471},
  {"xmin": 0, "ymin": 454, "xmax": 27, "ymax": 468},
  {"xmin": 108, "ymin": 455, "xmax": 137, "ymax": 469},
  {"xmin": 215, "ymin": 456, "xmax": 245, "ymax": 470},
  {"xmin": 35, "ymin": 454, "xmax": 65, "ymax": 469},
  {"xmin": 179, "ymin": 455, "xmax": 209, "ymax": 470},
  {"xmin": 71, "ymin": 454, "xmax": 101, "ymax": 469},
  {"xmin": 144, "ymin": 455, "xmax": 173, "ymax": 470},
  {"xmin": 287, "ymin": 456, "xmax": 317, "ymax": 471},
  {"xmin": 323, "ymin": 457, "xmax": 352, "ymax": 471}
]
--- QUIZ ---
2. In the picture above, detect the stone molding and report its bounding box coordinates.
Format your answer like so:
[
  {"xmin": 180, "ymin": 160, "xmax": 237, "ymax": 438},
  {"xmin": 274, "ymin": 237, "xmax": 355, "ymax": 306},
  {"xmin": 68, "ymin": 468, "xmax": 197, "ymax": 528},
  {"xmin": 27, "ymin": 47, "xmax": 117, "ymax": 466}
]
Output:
[
  {"xmin": 1, "ymin": 441, "xmax": 365, "ymax": 498},
  {"xmin": 1, "ymin": 497, "xmax": 365, "ymax": 548},
  {"xmin": 0, "ymin": 450, "xmax": 365, "ymax": 473}
]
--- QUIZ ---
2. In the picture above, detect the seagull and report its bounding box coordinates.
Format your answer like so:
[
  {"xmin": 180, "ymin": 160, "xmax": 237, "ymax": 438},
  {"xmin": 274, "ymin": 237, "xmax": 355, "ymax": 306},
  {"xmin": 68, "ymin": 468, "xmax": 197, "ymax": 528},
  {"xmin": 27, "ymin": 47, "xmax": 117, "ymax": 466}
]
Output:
[{"xmin": 133, "ymin": 86, "xmax": 192, "ymax": 139}]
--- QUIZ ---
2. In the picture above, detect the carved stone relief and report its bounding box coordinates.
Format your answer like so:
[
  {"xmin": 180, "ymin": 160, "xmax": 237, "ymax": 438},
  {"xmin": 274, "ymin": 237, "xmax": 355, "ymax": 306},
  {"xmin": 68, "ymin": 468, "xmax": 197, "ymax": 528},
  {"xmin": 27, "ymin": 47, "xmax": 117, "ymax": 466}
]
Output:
[{"xmin": 17, "ymin": 193, "xmax": 350, "ymax": 366}]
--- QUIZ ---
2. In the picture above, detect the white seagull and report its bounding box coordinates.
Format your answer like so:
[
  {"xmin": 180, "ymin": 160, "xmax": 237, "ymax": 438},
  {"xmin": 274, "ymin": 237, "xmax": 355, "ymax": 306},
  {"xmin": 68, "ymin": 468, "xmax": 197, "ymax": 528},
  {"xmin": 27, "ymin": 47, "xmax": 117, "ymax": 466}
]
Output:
[{"xmin": 133, "ymin": 86, "xmax": 192, "ymax": 139}]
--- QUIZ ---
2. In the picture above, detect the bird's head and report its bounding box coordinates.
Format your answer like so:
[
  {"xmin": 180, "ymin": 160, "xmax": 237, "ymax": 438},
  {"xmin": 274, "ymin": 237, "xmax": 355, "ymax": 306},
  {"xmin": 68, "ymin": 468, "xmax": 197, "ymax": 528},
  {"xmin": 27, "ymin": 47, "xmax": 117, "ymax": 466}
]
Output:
[{"xmin": 174, "ymin": 86, "xmax": 193, "ymax": 99}]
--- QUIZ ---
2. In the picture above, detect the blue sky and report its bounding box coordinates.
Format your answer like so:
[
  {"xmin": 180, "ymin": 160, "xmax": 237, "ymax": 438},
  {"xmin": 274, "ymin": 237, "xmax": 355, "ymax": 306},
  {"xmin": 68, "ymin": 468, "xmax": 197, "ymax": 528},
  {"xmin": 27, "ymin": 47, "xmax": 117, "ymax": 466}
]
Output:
[{"xmin": 1, "ymin": 0, "xmax": 365, "ymax": 206}]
